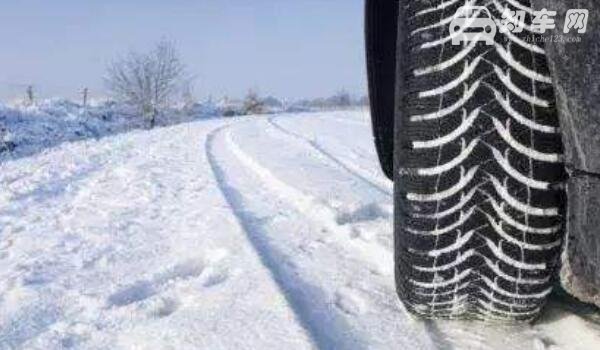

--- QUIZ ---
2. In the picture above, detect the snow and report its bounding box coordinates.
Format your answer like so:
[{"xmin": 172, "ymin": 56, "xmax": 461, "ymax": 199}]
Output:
[{"xmin": 1, "ymin": 109, "xmax": 600, "ymax": 349}]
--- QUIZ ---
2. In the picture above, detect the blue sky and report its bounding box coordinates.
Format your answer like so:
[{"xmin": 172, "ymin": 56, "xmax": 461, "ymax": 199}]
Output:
[{"xmin": 0, "ymin": 0, "xmax": 366, "ymax": 102}]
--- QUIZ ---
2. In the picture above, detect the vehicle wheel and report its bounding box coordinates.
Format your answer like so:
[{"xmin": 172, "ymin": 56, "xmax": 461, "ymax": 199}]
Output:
[{"xmin": 393, "ymin": 1, "xmax": 565, "ymax": 321}]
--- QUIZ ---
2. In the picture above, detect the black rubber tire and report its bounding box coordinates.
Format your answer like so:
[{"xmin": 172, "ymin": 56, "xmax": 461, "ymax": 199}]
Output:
[
  {"xmin": 365, "ymin": 0, "xmax": 398, "ymax": 180},
  {"xmin": 391, "ymin": 0, "xmax": 566, "ymax": 321}
]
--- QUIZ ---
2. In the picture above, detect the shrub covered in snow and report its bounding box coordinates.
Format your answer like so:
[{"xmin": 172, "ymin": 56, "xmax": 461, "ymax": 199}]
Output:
[{"xmin": 0, "ymin": 98, "xmax": 220, "ymax": 161}]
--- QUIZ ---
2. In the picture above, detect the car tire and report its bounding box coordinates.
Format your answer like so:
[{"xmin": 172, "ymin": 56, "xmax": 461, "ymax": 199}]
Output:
[{"xmin": 372, "ymin": 0, "xmax": 566, "ymax": 321}]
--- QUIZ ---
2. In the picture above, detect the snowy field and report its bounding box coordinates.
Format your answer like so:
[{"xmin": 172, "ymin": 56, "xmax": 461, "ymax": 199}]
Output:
[{"xmin": 1, "ymin": 110, "xmax": 600, "ymax": 349}]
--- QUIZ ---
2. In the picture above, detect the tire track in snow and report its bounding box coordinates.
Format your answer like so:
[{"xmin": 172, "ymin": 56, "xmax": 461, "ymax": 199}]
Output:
[
  {"xmin": 222, "ymin": 125, "xmax": 394, "ymax": 275},
  {"xmin": 267, "ymin": 116, "xmax": 392, "ymax": 197},
  {"xmin": 206, "ymin": 125, "xmax": 370, "ymax": 350},
  {"xmin": 210, "ymin": 124, "xmax": 438, "ymax": 349}
]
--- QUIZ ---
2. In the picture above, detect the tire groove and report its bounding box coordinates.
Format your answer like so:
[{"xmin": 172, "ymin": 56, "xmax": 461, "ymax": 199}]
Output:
[
  {"xmin": 267, "ymin": 117, "xmax": 392, "ymax": 197},
  {"xmin": 205, "ymin": 125, "xmax": 369, "ymax": 350}
]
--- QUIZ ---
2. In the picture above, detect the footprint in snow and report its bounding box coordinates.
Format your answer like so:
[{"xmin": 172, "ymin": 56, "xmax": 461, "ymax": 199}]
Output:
[
  {"xmin": 335, "ymin": 202, "xmax": 390, "ymax": 226},
  {"xmin": 107, "ymin": 249, "xmax": 230, "ymax": 308},
  {"xmin": 146, "ymin": 296, "xmax": 181, "ymax": 318},
  {"xmin": 334, "ymin": 288, "xmax": 368, "ymax": 316},
  {"xmin": 533, "ymin": 337, "xmax": 561, "ymax": 350},
  {"xmin": 199, "ymin": 248, "xmax": 231, "ymax": 287},
  {"xmin": 107, "ymin": 279, "xmax": 157, "ymax": 307}
]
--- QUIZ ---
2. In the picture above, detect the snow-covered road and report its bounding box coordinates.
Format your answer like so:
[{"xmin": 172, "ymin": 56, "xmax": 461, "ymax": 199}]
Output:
[{"xmin": 1, "ymin": 111, "xmax": 600, "ymax": 349}]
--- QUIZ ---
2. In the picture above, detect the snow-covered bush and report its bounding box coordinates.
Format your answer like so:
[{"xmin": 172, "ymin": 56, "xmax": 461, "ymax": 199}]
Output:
[
  {"xmin": 0, "ymin": 97, "xmax": 226, "ymax": 161},
  {"xmin": 0, "ymin": 117, "xmax": 15, "ymax": 154},
  {"xmin": 0, "ymin": 100, "xmax": 137, "ymax": 160}
]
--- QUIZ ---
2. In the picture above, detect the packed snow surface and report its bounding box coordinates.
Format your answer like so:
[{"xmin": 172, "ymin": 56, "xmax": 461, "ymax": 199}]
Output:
[{"xmin": 1, "ymin": 111, "xmax": 600, "ymax": 349}]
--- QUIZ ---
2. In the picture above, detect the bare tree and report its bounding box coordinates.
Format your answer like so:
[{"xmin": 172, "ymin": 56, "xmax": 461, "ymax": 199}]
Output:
[
  {"xmin": 243, "ymin": 89, "xmax": 265, "ymax": 115},
  {"xmin": 105, "ymin": 40, "xmax": 185, "ymax": 128}
]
